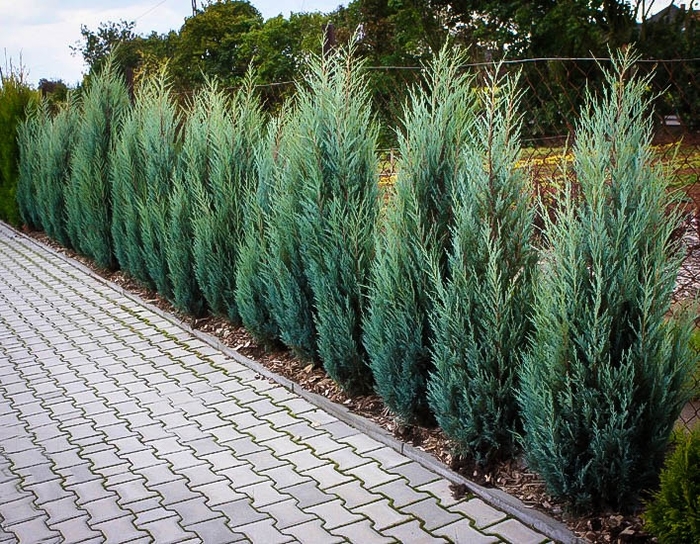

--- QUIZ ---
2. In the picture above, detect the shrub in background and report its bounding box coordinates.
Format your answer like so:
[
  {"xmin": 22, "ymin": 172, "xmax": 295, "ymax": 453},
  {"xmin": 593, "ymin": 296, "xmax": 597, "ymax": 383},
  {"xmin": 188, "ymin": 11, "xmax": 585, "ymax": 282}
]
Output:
[
  {"xmin": 188, "ymin": 76, "xmax": 264, "ymax": 323},
  {"xmin": 65, "ymin": 57, "xmax": 130, "ymax": 269},
  {"xmin": 428, "ymin": 69, "xmax": 537, "ymax": 465},
  {"xmin": 364, "ymin": 47, "xmax": 475, "ymax": 425},
  {"xmin": 0, "ymin": 64, "xmax": 38, "ymax": 227},
  {"xmin": 291, "ymin": 40, "xmax": 380, "ymax": 394},
  {"xmin": 644, "ymin": 428, "xmax": 700, "ymax": 544},
  {"xmin": 235, "ymin": 113, "xmax": 286, "ymax": 346},
  {"xmin": 518, "ymin": 50, "xmax": 697, "ymax": 511}
]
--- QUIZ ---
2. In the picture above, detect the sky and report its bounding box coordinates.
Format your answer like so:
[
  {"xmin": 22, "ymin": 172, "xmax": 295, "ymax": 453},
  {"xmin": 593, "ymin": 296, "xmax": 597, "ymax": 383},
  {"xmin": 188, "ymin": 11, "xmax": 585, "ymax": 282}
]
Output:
[
  {"xmin": 0, "ymin": 0, "xmax": 344, "ymax": 87},
  {"xmin": 0, "ymin": 0, "xmax": 689, "ymax": 87}
]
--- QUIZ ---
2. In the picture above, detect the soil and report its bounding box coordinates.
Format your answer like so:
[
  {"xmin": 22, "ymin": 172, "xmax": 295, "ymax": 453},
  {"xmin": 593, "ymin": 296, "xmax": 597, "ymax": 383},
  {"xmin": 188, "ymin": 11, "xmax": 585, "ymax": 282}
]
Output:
[{"xmin": 25, "ymin": 226, "xmax": 700, "ymax": 544}]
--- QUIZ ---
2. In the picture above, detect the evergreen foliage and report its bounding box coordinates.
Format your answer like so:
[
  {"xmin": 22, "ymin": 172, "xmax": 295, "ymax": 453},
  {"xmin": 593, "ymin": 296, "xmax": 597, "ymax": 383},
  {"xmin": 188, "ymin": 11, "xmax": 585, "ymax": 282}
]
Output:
[
  {"xmin": 290, "ymin": 39, "xmax": 380, "ymax": 394},
  {"xmin": 35, "ymin": 95, "xmax": 80, "ymax": 247},
  {"xmin": 644, "ymin": 428, "xmax": 700, "ymax": 544},
  {"xmin": 262, "ymin": 111, "xmax": 319, "ymax": 362},
  {"xmin": 111, "ymin": 71, "xmax": 179, "ymax": 296},
  {"xmin": 518, "ymin": 49, "xmax": 697, "ymax": 511},
  {"xmin": 0, "ymin": 66, "xmax": 37, "ymax": 227},
  {"xmin": 137, "ymin": 73, "xmax": 180, "ymax": 300},
  {"xmin": 65, "ymin": 57, "xmax": 130, "ymax": 269},
  {"xmin": 110, "ymin": 92, "xmax": 153, "ymax": 287},
  {"xmin": 16, "ymin": 101, "xmax": 46, "ymax": 230},
  {"xmin": 428, "ymin": 69, "xmax": 537, "ymax": 465},
  {"xmin": 364, "ymin": 47, "xmax": 475, "ymax": 425},
  {"xmin": 167, "ymin": 174, "xmax": 206, "ymax": 317},
  {"xmin": 188, "ymin": 77, "xmax": 263, "ymax": 323},
  {"xmin": 235, "ymin": 114, "xmax": 286, "ymax": 346}
]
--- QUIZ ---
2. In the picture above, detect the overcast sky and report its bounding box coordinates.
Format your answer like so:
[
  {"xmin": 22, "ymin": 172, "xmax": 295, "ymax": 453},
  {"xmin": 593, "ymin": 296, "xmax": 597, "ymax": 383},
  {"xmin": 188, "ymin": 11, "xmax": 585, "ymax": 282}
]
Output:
[
  {"xmin": 0, "ymin": 0, "xmax": 687, "ymax": 87},
  {"xmin": 0, "ymin": 0, "xmax": 344, "ymax": 86}
]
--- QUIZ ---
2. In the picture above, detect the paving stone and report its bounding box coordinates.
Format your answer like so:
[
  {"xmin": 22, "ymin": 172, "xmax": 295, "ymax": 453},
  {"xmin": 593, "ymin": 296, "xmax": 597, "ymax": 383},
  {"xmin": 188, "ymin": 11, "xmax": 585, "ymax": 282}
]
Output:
[
  {"xmin": 90, "ymin": 514, "xmax": 150, "ymax": 543},
  {"xmin": 435, "ymin": 518, "xmax": 501, "ymax": 544},
  {"xmin": 240, "ymin": 450, "xmax": 286, "ymax": 472},
  {"xmin": 306, "ymin": 498, "xmax": 364, "ymax": 530},
  {"xmin": 258, "ymin": 499, "xmax": 315, "ymax": 529},
  {"xmin": 282, "ymin": 421, "xmax": 325, "ymax": 441},
  {"xmin": 5, "ymin": 516, "xmax": 62, "ymax": 543},
  {"xmin": 401, "ymin": 498, "xmax": 464, "ymax": 532},
  {"xmin": 279, "ymin": 449, "xmax": 326, "ymax": 472},
  {"xmin": 0, "ymin": 497, "xmax": 45, "ymax": 525},
  {"xmin": 337, "ymin": 433, "xmax": 383, "ymax": 454},
  {"xmin": 25, "ymin": 480, "xmax": 72, "ymax": 506},
  {"xmin": 186, "ymin": 517, "xmax": 248, "ymax": 544},
  {"xmin": 81, "ymin": 497, "xmax": 132, "ymax": 525},
  {"xmin": 178, "ymin": 464, "xmax": 225, "ymax": 488},
  {"xmin": 48, "ymin": 514, "xmax": 103, "ymax": 542},
  {"xmin": 485, "ymin": 518, "xmax": 548, "ymax": 544},
  {"xmin": 302, "ymin": 463, "xmax": 353, "ymax": 490},
  {"xmin": 213, "ymin": 498, "xmax": 268, "ymax": 528},
  {"xmin": 166, "ymin": 496, "xmax": 223, "ymax": 526},
  {"xmin": 449, "ymin": 497, "xmax": 508, "ymax": 529},
  {"xmin": 418, "ymin": 479, "xmax": 466, "ymax": 508},
  {"xmin": 238, "ymin": 480, "xmax": 290, "ymax": 508},
  {"xmin": 221, "ymin": 437, "xmax": 265, "ymax": 458},
  {"xmin": 389, "ymin": 461, "xmax": 441, "ymax": 488},
  {"xmin": 327, "ymin": 480, "xmax": 381, "ymax": 510},
  {"xmin": 331, "ymin": 519, "xmax": 397, "ymax": 544},
  {"xmin": 65, "ymin": 479, "xmax": 117, "ymax": 506},
  {"xmin": 220, "ymin": 463, "xmax": 268, "ymax": 489},
  {"xmin": 374, "ymin": 478, "xmax": 430, "ymax": 508},
  {"xmin": 138, "ymin": 516, "xmax": 198, "ymax": 544},
  {"xmin": 151, "ymin": 478, "xmax": 203, "ymax": 506},
  {"xmin": 365, "ymin": 446, "xmax": 412, "ymax": 470},
  {"xmin": 354, "ymin": 497, "xmax": 415, "ymax": 531},
  {"xmin": 283, "ymin": 481, "xmax": 335, "ymax": 509},
  {"xmin": 259, "ymin": 464, "xmax": 312, "ymax": 490},
  {"xmin": 193, "ymin": 480, "xmax": 246, "ymax": 506},
  {"xmin": 383, "ymin": 520, "xmax": 448, "ymax": 543},
  {"xmin": 108, "ymin": 479, "xmax": 159, "ymax": 506},
  {"xmin": 346, "ymin": 461, "xmax": 401, "ymax": 489},
  {"xmin": 283, "ymin": 519, "xmax": 345, "ymax": 543},
  {"xmin": 317, "ymin": 446, "xmax": 369, "ymax": 474},
  {"xmin": 234, "ymin": 518, "xmax": 293, "ymax": 544}
]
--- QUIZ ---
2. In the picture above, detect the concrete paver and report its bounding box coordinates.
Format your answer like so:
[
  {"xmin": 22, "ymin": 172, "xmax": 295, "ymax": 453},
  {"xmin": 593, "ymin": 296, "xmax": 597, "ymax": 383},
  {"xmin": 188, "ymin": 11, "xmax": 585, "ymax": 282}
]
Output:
[{"xmin": 0, "ymin": 223, "xmax": 560, "ymax": 543}]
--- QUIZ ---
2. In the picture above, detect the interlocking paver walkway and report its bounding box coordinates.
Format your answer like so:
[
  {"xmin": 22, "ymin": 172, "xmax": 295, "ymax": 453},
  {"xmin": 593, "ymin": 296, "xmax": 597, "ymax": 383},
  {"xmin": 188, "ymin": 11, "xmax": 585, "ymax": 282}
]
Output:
[{"xmin": 0, "ymin": 223, "xmax": 556, "ymax": 544}]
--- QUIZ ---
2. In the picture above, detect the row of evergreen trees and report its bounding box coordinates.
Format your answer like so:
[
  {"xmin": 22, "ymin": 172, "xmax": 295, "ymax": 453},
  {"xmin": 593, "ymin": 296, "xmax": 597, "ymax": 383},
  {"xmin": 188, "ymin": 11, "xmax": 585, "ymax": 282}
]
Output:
[{"xmin": 16, "ymin": 46, "xmax": 696, "ymax": 513}]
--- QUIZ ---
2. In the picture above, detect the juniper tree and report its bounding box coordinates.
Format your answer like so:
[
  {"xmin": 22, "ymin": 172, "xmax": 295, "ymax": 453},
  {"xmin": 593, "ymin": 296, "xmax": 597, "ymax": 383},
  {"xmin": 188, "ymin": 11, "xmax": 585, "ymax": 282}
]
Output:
[
  {"xmin": 188, "ymin": 76, "xmax": 264, "ymax": 323},
  {"xmin": 111, "ymin": 91, "xmax": 153, "ymax": 287},
  {"xmin": 35, "ymin": 95, "xmax": 79, "ymax": 247},
  {"xmin": 65, "ymin": 57, "xmax": 130, "ymax": 269},
  {"xmin": 428, "ymin": 69, "xmax": 537, "ymax": 465},
  {"xmin": 235, "ymin": 113, "xmax": 286, "ymax": 346},
  {"xmin": 364, "ymin": 47, "xmax": 475, "ymax": 425},
  {"xmin": 262, "ymin": 110, "xmax": 319, "ymax": 362},
  {"xmin": 16, "ymin": 101, "xmax": 47, "ymax": 231},
  {"xmin": 290, "ymin": 40, "xmax": 380, "ymax": 394},
  {"xmin": 137, "ymin": 72, "xmax": 180, "ymax": 300},
  {"xmin": 518, "ymin": 49, "xmax": 697, "ymax": 511}
]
